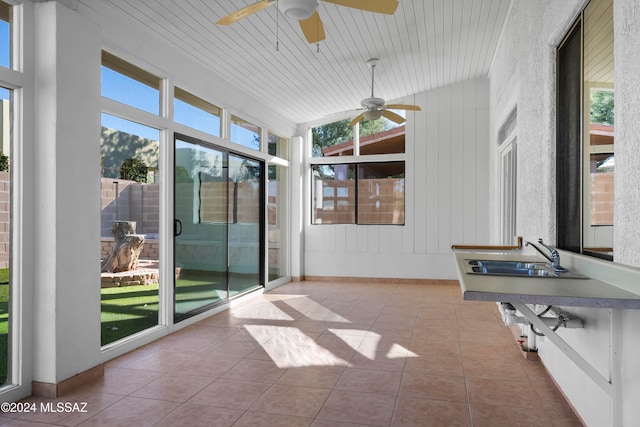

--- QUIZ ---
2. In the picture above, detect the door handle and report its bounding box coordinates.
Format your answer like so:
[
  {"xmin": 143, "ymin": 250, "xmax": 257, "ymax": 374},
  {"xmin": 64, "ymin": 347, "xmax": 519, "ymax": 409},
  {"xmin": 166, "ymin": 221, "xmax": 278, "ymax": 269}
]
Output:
[{"xmin": 174, "ymin": 219, "xmax": 182, "ymax": 236}]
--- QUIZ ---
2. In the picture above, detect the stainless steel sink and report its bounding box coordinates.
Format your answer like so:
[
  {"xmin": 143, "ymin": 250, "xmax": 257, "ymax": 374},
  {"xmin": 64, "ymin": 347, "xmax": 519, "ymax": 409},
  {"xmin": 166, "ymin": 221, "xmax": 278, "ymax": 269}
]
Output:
[{"xmin": 463, "ymin": 259, "xmax": 588, "ymax": 279}]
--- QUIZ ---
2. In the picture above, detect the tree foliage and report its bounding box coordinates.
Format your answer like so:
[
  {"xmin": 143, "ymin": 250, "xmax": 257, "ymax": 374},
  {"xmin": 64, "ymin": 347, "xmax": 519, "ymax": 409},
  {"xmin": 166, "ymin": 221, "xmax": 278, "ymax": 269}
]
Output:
[
  {"xmin": 311, "ymin": 117, "xmax": 391, "ymax": 157},
  {"xmin": 120, "ymin": 158, "xmax": 148, "ymax": 183},
  {"xmin": 0, "ymin": 152, "xmax": 8, "ymax": 172},
  {"xmin": 590, "ymin": 90, "xmax": 614, "ymax": 125}
]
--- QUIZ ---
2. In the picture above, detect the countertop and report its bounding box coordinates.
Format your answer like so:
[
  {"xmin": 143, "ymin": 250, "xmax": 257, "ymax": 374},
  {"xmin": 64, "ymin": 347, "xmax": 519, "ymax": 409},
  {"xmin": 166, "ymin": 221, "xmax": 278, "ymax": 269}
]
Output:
[{"xmin": 453, "ymin": 250, "xmax": 640, "ymax": 309}]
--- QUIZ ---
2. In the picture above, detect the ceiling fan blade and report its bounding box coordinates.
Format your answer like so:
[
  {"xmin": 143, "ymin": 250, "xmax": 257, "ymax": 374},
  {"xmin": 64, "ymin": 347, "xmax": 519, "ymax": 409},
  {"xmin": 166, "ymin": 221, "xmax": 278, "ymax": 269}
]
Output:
[
  {"xmin": 299, "ymin": 10, "xmax": 326, "ymax": 43},
  {"xmin": 381, "ymin": 109, "xmax": 406, "ymax": 124},
  {"xmin": 322, "ymin": 0, "xmax": 399, "ymax": 15},
  {"xmin": 385, "ymin": 104, "xmax": 422, "ymax": 111},
  {"xmin": 349, "ymin": 112, "xmax": 365, "ymax": 127},
  {"xmin": 216, "ymin": 0, "xmax": 274, "ymax": 25}
]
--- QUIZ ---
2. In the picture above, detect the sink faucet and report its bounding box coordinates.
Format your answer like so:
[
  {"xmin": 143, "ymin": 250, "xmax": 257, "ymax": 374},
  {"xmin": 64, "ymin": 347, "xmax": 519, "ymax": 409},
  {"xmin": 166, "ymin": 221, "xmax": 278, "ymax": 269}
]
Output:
[{"xmin": 525, "ymin": 238, "xmax": 565, "ymax": 271}]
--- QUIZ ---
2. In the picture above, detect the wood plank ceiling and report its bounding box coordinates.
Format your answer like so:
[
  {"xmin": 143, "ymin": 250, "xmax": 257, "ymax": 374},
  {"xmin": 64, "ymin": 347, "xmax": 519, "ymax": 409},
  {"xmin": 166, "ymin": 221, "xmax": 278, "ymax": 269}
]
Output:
[{"xmin": 79, "ymin": 0, "xmax": 512, "ymax": 125}]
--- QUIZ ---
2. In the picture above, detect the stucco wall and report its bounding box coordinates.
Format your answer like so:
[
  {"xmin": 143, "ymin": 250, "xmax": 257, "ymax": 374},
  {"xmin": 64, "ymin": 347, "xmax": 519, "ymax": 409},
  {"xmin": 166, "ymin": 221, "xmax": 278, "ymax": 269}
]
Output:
[{"xmin": 489, "ymin": 0, "xmax": 640, "ymax": 425}]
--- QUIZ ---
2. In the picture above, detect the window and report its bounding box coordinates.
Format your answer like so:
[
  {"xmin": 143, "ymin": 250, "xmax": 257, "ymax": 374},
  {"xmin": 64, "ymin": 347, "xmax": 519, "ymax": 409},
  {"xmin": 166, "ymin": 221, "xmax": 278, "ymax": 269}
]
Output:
[
  {"xmin": 358, "ymin": 115, "xmax": 405, "ymax": 155},
  {"xmin": 313, "ymin": 117, "xmax": 406, "ymax": 157},
  {"xmin": 230, "ymin": 115, "xmax": 260, "ymax": 150},
  {"xmin": 268, "ymin": 131, "xmax": 289, "ymax": 160},
  {"xmin": 312, "ymin": 162, "xmax": 404, "ymax": 225},
  {"xmin": 268, "ymin": 164, "xmax": 287, "ymax": 280},
  {"xmin": 312, "ymin": 164, "xmax": 356, "ymax": 224},
  {"xmin": 100, "ymin": 51, "xmax": 162, "ymax": 345},
  {"xmin": 0, "ymin": 2, "xmax": 10, "ymax": 69},
  {"xmin": 101, "ymin": 51, "xmax": 161, "ymax": 115},
  {"xmin": 557, "ymin": 0, "xmax": 613, "ymax": 260},
  {"xmin": 357, "ymin": 162, "xmax": 405, "ymax": 224},
  {"xmin": 0, "ymin": 86, "xmax": 10, "ymax": 385},
  {"xmin": 312, "ymin": 119, "xmax": 353, "ymax": 157},
  {"xmin": 174, "ymin": 87, "xmax": 221, "ymax": 137},
  {"xmin": 100, "ymin": 115, "xmax": 160, "ymax": 345}
]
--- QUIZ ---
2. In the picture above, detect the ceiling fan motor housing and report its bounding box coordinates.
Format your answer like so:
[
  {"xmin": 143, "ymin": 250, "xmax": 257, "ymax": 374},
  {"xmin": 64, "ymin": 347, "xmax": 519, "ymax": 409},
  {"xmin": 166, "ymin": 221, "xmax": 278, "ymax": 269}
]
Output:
[
  {"xmin": 279, "ymin": 0, "xmax": 318, "ymax": 20},
  {"xmin": 361, "ymin": 96, "xmax": 385, "ymax": 110}
]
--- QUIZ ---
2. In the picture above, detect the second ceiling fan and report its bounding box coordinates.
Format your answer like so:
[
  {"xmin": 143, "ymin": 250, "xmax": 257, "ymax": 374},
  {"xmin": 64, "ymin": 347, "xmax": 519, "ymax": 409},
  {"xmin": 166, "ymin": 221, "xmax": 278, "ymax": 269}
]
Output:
[
  {"xmin": 348, "ymin": 58, "xmax": 422, "ymax": 127},
  {"xmin": 216, "ymin": 0, "xmax": 399, "ymax": 44}
]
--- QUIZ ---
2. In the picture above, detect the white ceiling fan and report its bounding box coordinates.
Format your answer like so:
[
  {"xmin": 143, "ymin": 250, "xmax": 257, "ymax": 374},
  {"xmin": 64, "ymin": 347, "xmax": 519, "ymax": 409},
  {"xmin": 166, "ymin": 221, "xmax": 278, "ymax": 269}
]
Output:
[
  {"xmin": 216, "ymin": 0, "xmax": 399, "ymax": 44},
  {"xmin": 348, "ymin": 58, "xmax": 422, "ymax": 127}
]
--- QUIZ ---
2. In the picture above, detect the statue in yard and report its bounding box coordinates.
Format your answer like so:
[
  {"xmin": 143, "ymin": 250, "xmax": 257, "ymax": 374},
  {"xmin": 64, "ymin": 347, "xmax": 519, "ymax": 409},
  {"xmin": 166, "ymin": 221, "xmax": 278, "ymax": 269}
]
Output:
[{"xmin": 101, "ymin": 221, "xmax": 145, "ymax": 273}]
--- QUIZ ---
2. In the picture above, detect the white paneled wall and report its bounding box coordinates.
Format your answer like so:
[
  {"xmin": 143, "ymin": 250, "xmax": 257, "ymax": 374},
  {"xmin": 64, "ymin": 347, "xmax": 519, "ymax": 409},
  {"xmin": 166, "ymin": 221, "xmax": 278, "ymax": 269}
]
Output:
[{"xmin": 303, "ymin": 78, "xmax": 490, "ymax": 280}]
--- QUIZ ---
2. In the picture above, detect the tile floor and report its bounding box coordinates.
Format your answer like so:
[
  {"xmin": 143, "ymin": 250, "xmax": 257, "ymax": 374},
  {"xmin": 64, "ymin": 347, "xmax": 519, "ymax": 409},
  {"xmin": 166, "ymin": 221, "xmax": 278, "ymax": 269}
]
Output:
[{"xmin": 3, "ymin": 280, "xmax": 583, "ymax": 426}]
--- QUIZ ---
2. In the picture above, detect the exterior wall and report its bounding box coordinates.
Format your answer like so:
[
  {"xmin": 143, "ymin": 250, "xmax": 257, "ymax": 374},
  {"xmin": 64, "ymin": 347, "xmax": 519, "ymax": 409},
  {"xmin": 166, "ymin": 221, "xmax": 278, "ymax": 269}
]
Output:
[
  {"xmin": 101, "ymin": 178, "xmax": 159, "ymax": 237},
  {"xmin": 303, "ymin": 77, "xmax": 490, "ymax": 280},
  {"xmin": 489, "ymin": 1, "xmax": 640, "ymax": 425}
]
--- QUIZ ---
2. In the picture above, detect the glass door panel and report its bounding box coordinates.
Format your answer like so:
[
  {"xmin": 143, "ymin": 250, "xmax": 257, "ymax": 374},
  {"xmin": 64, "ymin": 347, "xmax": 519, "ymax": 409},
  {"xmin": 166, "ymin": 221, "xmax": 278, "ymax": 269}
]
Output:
[
  {"xmin": 228, "ymin": 155, "xmax": 263, "ymax": 296},
  {"xmin": 174, "ymin": 137, "xmax": 228, "ymax": 319}
]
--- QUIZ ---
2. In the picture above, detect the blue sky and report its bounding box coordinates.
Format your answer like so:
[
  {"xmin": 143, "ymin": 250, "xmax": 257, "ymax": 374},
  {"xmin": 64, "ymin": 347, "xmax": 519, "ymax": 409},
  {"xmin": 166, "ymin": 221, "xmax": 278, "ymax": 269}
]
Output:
[
  {"xmin": 101, "ymin": 66, "xmax": 259, "ymax": 148},
  {"xmin": 0, "ymin": 18, "xmax": 259, "ymax": 148}
]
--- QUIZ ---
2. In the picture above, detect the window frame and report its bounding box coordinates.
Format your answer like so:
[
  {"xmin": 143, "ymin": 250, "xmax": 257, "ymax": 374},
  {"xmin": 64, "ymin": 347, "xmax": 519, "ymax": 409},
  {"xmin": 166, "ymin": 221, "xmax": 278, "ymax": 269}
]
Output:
[{"xmin": 311, "ymin": 160, "xmax": 405, "ymax": 226}]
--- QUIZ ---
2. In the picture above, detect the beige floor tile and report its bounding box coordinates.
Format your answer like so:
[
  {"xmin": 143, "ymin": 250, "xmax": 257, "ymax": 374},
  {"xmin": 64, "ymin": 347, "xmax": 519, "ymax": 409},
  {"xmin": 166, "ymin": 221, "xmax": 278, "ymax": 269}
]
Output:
[
  {"xmin": 334, "ymin": 368, "xmax": 403, "ymax": 395},
  {"xmin": 14, "ymin": 281, "xmax": 581, "ymax": 427},
  {"xmin": 251, "ymin": 384, "xmax": 331, "ymax": 418},
  {"xmin": 404, "ymin": 354, "xmax": 464, "ymax": 376},
  {"xmin": 400, "ymin": 373, "xmax": 468, "ymax": 402},
  {"xmin": 466, "ymin": 377, "xmax": 544, "ymax": 408},
  {"xmin": 349, "ymin": 350, "xmax": 408, "ymax": 371},
  {"xmin": 392, "ymin": 397, "xmax": 471, "ymax": 426},
  {"xmin": 78, "ymin": 367, "xmax": 161, "ymax": 395},
  {"xmin": 411, "ymin": 326, "xmax": 460, "ymax": 343},
  {"xmin": 153, "ymin": 403, "xmax": 244, "ymax": 427},
  {"xmin": 172, "ymin": 354, "xmax": 242, "ymax": 378},
  {"xmin": 470, "ymin": 403, "xmax": 552, "ymax": 427},
  {"xmin": 277, "ymin": 366, "xmax": 346, "ymax": 388},
  {"xmin": 188, "ymin": 378, "xmax": 271, "ymax": 410},
  {"xmin": 77, "ymin": 396, "xmax": 180, "ymax": 426},
  {"xmin": 130, "ymin": 374, "xmax": 214, "ymax": 402},
  {"xmin": 123, "ymin": 349, "xmax": 195, "ymax": 372},
  {"xmin": 409, "ymin": 338, "xmax": 462, "ymax": 358},
  {"xmin": 316, "ymin": 389, "xmax": 396, "ymax": 426},
  {"xmin": 462, "ymin": 354, "xmax": 528, "ymax": 380},
  {"xmin": 207, "ymin": 340, "xmax": 261, "ymax": 358},
  {"xmin": 233, "ymin": 411, "xmax": 313, "ymax": 427},
  {"xmin": 221, "ymin": 358, "xmax": 286, "ymax": 383}
]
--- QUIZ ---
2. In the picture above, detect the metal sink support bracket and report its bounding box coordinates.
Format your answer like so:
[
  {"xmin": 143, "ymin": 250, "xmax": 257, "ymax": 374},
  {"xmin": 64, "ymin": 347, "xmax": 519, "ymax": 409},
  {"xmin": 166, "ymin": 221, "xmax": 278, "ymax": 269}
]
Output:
[
  {"xmin": 511, "ymin": 302, "xmax": 614, "ymax": 397},
  {"xmin": 498, "ymin": 303, "xmax": 583, "ymax": 330}
]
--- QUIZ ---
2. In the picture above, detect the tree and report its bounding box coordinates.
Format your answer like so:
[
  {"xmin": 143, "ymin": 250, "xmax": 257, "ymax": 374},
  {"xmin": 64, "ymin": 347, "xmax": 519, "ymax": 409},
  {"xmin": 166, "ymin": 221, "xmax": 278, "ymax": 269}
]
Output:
[
  {"xmin": 119, "ymin": 158, "xmax": 148, "ymax": 183},
  {"xmin": 0, "ymin": 152, "xmax": 8, "ymax": 172},
  {"xmin": 312, "ymin": 119, "xmax": 353, "ymax": 157},
  {"xmin": 590, "ymin": 90, "xmax": 614, "ymax": 125},
  {"xmin": 311, "ymin": 117, "xmax": 393, "ymax": 157}
]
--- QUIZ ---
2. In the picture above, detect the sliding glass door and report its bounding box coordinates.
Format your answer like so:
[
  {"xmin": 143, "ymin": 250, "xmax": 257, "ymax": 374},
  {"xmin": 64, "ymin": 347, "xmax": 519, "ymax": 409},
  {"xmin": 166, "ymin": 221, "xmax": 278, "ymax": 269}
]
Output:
[
  {"xmin": 174, "ymin": 136, "xmax": 263, "ymax": 320},
  {"xmin": 228, "ymin": 154, "xmax": 263, "ymax": 296}
]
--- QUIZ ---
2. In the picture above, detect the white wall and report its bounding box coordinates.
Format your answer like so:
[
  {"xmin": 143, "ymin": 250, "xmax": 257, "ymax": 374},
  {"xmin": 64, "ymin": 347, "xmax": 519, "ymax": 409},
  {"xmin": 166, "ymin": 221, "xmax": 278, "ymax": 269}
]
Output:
[
  {"xmin": 303, "ymin": 78, "xmax": 490, "ymax": 280},
  {"xmin": 33, "ymin": 1, "xmax": 102, "ymax": 385},
  {"xmin": 489, "ymin": 0, "xmax": 640, "ymax": 425}
]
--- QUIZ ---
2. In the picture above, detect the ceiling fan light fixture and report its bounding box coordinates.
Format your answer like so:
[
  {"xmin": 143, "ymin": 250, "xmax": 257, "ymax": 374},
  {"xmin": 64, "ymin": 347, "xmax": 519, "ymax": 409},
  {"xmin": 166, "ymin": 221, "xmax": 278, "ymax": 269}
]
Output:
[
  {"xmin": 363, "ymin": 110, "xmax": 383, "ymax": 121},
  {"xmin": 279, "ymin": 0, "xmax": 318, "ymax": 20}
]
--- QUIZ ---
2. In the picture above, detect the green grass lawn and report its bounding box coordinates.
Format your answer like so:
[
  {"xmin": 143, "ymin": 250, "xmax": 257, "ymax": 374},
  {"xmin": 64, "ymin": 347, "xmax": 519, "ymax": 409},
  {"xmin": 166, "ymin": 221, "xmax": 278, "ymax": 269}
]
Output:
[
  {"xmin": 101, "ymin": 284, "xmax": 160, "ymax": 346},
  {"xmin": 0, "ymin": 268, "xmax": 247, "ymax": 378},
  {"xmin": 0, "ymin": 268, "xmax": 9, "ymax": 385},
  {"xmin": 101, "ymin": 271, "xmax": 224, "ymax": 345}
]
